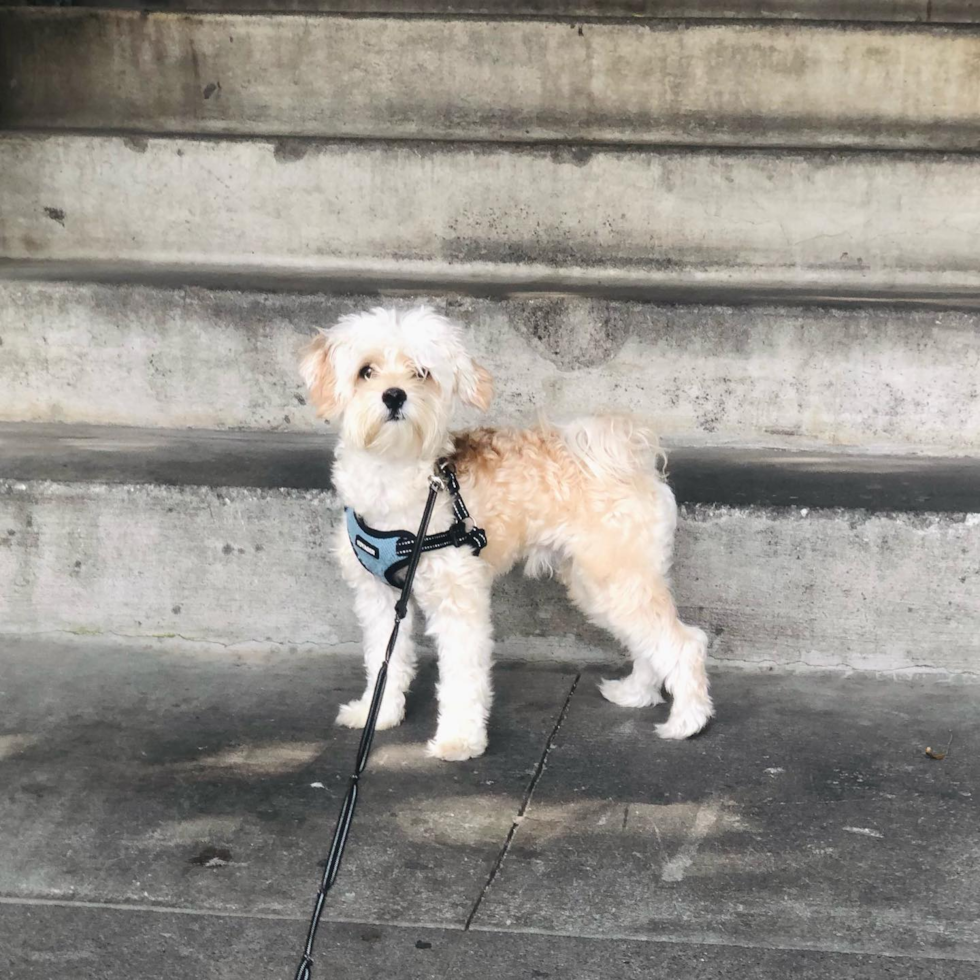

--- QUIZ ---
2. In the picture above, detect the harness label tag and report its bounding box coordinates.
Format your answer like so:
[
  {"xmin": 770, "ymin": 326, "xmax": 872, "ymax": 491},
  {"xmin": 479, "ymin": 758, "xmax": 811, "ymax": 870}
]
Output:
[{"xmin": 355, "ymin": 536, "xmax": 379, "ymax": 559}]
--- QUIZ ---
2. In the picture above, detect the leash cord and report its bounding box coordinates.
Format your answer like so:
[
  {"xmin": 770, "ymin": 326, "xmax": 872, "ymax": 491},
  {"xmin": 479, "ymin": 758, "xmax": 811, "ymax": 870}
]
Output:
[{"xmin": 292, "ymin": 475, "xmax": 443, "ymax": 980}]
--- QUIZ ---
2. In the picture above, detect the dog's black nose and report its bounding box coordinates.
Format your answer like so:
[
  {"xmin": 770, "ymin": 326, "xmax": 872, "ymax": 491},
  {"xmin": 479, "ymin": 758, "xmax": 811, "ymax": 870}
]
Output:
[{"xmin": 382, "ymin": 388, "xmax": 407, "ymax": 414}]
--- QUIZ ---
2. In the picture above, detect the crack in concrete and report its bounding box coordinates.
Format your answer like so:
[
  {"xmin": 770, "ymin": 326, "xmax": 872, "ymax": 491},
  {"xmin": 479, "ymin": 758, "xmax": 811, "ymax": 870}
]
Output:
[{"xmin": 463, "ymin": 672, "xmax": 581, "ymax": 931}]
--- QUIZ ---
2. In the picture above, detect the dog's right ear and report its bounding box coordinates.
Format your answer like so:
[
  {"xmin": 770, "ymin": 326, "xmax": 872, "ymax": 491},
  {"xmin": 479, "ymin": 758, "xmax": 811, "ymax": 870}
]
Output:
[{"xmin": 300, "ymin": 333, "xmax": 340, "ymax": 420}]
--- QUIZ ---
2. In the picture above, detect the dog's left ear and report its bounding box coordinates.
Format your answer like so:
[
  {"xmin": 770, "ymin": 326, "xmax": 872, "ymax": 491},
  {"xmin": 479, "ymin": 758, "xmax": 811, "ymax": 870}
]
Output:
[
  {"xmin": 456, "ymin": 356, "xmax": 494, "ymax": 412},
  {"xmin": 300, "ymin": 333, "xmax": 341, "ymax": 420}
]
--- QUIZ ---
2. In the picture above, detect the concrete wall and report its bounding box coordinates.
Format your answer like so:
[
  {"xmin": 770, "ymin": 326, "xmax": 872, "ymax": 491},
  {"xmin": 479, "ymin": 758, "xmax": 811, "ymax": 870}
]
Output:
[
  {"xmin": 3, "ymin": 281, "xmax": 979, "ymax": 455},
  {"xmin": 5, "ymin": 134, "xmax": 980, "ymax": 300},
  {"xmin": 6, "ymin": 11, "xmax": 980, "ymax": 149},
  {"xmin": 1, "ymin": 479, "xmax": 977, "ymax": 673}
]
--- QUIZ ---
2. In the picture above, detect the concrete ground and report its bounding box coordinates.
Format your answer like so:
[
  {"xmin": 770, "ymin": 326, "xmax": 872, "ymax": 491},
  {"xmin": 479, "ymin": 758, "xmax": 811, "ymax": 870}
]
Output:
[{"xmin": 1, "ymin": 637, "xmax": 976, "ymax": 978}]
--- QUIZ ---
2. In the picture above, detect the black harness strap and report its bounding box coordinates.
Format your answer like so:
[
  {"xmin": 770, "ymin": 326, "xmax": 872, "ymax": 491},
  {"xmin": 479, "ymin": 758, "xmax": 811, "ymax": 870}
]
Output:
[
  {"xmin": 292, "ymin": 472, "xmax": 443, "ymax": 980},
  {"xmin": 394, "ymin": 459, "xmax": 487, "ymax": 557}
]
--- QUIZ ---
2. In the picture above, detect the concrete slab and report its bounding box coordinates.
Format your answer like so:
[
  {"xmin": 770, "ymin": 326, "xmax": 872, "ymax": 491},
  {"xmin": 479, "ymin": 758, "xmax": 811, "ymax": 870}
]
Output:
[
  {"xmin": 5, "ymin": 280, "xmax": 980, "ymax": 456},
  {"xmin": 473, "ymin": 670, "xmax": 980, "ymax": 959},
  {"xmin": 0, "ymin": 636, "xmax": 577, "ymax": 924},
  {"xmin": 508, "ymin": 670, "xmax": 980, "ymax": 808},
  {"xmin": 1, "ymin": 663, "xmax": 977, "ymax": 977},
  {"xmin": 1, "ymin": 471, "xmax": 978, "ymax": 672},
  {"xmin": 5, "ymin": 135, "xmax": 980, "ymax": 302},
  {"xmin": 1, "ymin": 909, "xmax": 976, "ymax": 980},
  {"xmin": 7, "ymin": 11, "xmax": 980, "ymax": 150}
]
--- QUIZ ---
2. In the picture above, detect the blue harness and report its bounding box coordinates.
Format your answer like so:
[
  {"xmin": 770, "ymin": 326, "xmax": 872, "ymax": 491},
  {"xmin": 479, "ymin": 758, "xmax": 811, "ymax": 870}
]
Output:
[{"xmin": 345, "ymin": 461, "xmax": 488, "ymax": 588}]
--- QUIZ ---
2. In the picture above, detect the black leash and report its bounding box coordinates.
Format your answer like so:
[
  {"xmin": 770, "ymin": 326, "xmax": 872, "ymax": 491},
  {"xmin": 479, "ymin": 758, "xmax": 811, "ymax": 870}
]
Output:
[{"xmin": 291, "ymin": 468, "xmax": 446, "ymax": 980}]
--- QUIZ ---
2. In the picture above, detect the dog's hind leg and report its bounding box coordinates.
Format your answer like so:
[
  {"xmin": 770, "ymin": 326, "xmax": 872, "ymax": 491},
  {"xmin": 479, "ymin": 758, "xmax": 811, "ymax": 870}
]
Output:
[
  {"xmin": 599, "ymin": 656, "xmax": 666, "ymax": 709},
  {"xmin": 563, "ymin": 550, "xmax": 713, "ymax": 739}
]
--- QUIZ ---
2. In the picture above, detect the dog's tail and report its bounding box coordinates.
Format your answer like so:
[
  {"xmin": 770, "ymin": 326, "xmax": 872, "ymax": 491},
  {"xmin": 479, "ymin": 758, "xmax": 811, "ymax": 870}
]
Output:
[{"xmin": 559, "ymin": 415, "xmax": 664, "ymax": 482}]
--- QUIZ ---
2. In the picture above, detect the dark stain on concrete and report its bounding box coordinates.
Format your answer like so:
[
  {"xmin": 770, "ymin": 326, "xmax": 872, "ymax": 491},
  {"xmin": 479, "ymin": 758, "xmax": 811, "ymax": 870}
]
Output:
[
  {"xmin": 42, "ymin": 207, "xmax": 66, "ymax": 226},
  {"xmin": 273, "ymin": 139, "xmax": 310, "ymax": 164},
  {"xmin": 444, "ymin": 235, "xmax": 679, "ymax": 277},
  {"xmin": 172, "ymin": 604, "xmax": 182, "ymax": 615},
  {"xmin": 415, "ymin": 941, "xmax": 433, "ymax": 950},
  {"xmin": 222, "ymin": 543, "xmax": 234, "ymax": 555},
  {"xmin": 509, "ymin": 297, "xmax": 635, "ymax": 369},
  {"xmin": 202, "ymin": 81, "xmax": 221, "ymax": 101},
  {"xmin": 122, "ymin": 136, "xmax": 148, "ymax": 154},
  {"xmin": 549, "ymin": 144, "xmax": 593, "ymax": 167},
  {"xmin": 190, "ymin": 845, "xmax": 232, "ymax": 867}
]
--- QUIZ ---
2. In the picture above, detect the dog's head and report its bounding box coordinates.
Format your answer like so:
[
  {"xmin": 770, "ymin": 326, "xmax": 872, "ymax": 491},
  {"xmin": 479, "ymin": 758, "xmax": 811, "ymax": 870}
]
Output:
[{"xmin": 300, "ymin": 306, "xmax": 493, "ymax": 460}]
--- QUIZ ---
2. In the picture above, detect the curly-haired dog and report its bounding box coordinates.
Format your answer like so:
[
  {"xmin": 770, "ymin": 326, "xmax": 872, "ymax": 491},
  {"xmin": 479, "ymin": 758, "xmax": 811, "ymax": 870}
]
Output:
[{"xmin": 301, "ymin": 306, "xmax": 712, "ymax": 761}]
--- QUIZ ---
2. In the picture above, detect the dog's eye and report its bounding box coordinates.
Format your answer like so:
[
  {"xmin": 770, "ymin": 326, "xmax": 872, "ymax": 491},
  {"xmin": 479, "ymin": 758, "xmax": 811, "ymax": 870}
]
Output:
[
  {"xmin": 415, "ymin": 367, "xmax": 429, "ymax": 380},
  {"xmin": 358, "ymin": 364, "xmax": 373, "ymax": 380}
]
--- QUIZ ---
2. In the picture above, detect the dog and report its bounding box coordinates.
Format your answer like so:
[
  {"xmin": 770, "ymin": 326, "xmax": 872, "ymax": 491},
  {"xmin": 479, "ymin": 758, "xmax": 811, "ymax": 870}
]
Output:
[{"xmin": 300, "ymin": 306, "xmax": 713, "ymax": 761}]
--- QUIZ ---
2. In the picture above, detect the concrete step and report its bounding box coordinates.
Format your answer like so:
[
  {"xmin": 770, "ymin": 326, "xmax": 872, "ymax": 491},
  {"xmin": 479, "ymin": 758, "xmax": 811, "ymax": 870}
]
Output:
[
  {"xmin": 6, "ymin": 10, "xmax": 980, "ymax": 150},
  {"xmin": 13, "ymin": 1, "xmax": 980, "ymax": 27},
  {"xmin": 5, "ymin": 134, "xmax": 980, "ymax": 304},
  {"xmin": 0, "ymin": 640, "xmax": 977, "ymax": 975},
  {"xmin": 4, "ymin": 279, "xmax": 980, "ymax": 458},
  {"xmin": 1, "ymin": 423, "xmax": 977, "ymax": 673}
]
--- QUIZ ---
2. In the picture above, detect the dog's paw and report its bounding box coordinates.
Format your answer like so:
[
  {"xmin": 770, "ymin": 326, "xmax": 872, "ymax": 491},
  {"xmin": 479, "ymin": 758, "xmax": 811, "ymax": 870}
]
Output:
[
  {"xmin": 335, "ymin": 696, "xmax": 404, "ymax": 731},
  {"xmin": 655, "ymin": 704, "xmax": 712, "ymax": 740},
  {"xmin": 599, "ymin": 676, "xmax": 664, "ymax": 708},
  {"xmin": 426, "ymin": 731, "xmax": 488, "ymax": 762}
]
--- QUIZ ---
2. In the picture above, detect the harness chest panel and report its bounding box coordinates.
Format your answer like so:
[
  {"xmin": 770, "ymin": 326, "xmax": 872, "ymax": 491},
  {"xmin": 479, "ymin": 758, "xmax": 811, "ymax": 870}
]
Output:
[
  {"xmin": 344, "ymin": 464, "xmax": 487, "ymax": 589},
  {"xmin": 345, "ymin": 507, "xmax": 416, "ymax": 588}
]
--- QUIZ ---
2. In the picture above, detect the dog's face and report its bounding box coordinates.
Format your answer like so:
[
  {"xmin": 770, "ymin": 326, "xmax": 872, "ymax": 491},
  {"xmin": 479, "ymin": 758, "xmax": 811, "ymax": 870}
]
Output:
[{"xmin": 300, "ymin": 306, "xmax": 493, "ymax": 460}]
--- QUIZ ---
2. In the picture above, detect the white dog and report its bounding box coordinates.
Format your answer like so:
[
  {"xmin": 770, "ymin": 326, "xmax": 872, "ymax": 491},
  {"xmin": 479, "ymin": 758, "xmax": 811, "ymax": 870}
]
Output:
[{"xmin": 300, "ymin": 306, "xmax": 713, "ymax": 761}]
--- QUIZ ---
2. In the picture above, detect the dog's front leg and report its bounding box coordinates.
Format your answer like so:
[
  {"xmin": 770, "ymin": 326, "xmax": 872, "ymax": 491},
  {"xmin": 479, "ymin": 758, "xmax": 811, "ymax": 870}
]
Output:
[
  {"xmin": 336, "ymin": 573, "xmax": 418, "ymax": 732},
  {"xmin": 417, "ymin": 557, "xmax": 494, "ymax": 761}
]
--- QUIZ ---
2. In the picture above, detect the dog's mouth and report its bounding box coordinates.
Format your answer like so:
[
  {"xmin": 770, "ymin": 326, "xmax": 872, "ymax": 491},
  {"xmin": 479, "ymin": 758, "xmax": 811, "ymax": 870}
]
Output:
[{"xmin": 385, "ymin": 410, "xmax": 405, "ymax": 422}]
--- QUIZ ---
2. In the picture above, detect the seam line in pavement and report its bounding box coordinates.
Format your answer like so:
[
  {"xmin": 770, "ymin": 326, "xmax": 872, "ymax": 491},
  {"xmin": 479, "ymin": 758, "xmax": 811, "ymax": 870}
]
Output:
[
  {"xmin": 466, "ymin": 921, "xmax": 980, "ymax": 964},
  {"xmin": 3, "ymin": 896, "xmax": 978, "ymax": 965},
  {"xmin": 0, "ymin": 897, "xmax": 457, "ymax": 931},
  {"xmin": 463, "ymin": 671, "xmax": 581, "ymax": 931}
]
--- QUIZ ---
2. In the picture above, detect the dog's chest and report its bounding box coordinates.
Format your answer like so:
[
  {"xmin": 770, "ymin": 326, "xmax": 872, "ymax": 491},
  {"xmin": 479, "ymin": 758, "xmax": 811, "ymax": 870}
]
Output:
[{"xmin": 334, "ymin": 459, "xmax": 439, "ymax": 531}]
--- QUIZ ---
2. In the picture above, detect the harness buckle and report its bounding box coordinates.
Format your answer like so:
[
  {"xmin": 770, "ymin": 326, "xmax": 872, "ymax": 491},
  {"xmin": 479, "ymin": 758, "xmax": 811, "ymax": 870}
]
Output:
[
  {"xmin": 449, "ymin": 520, "xmax": 470, "ymax": 548},
  {"xmin": 428, "ymin": 473, "xmax": 446, "ymax": 494}
]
